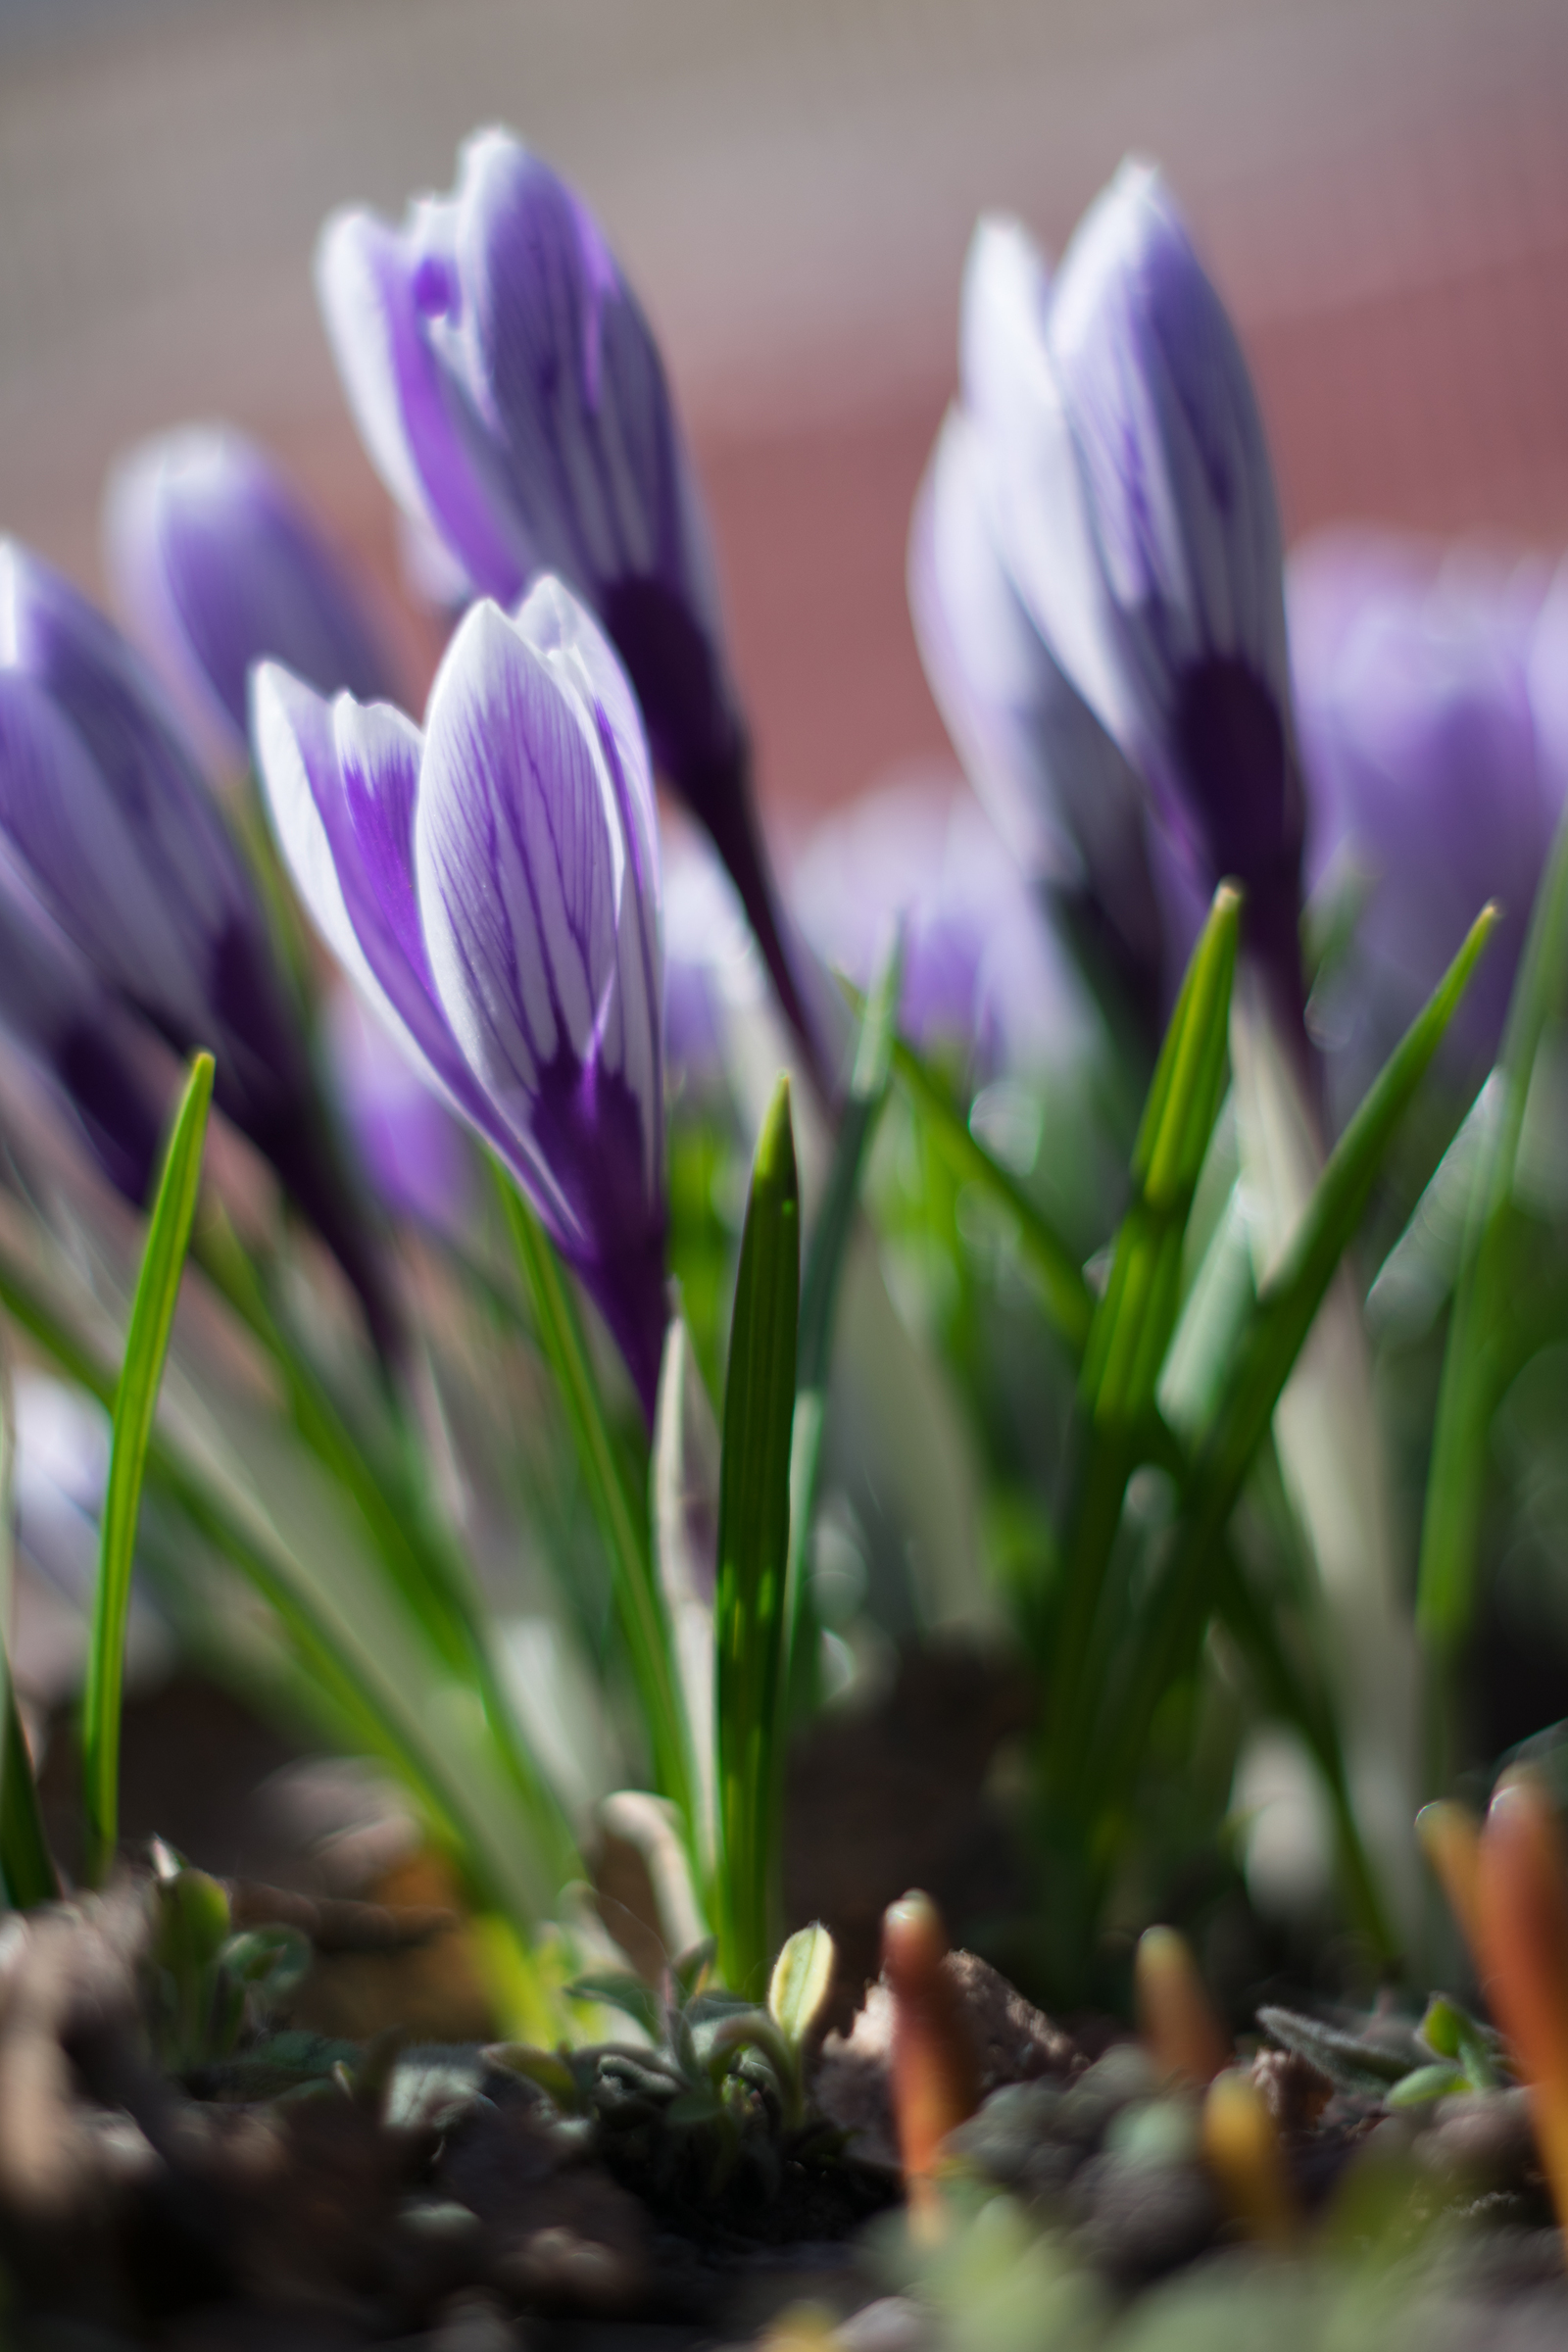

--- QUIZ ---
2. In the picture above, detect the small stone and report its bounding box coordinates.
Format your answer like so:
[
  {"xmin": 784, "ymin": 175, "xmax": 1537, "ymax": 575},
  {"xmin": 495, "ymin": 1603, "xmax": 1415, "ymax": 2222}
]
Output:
[{"xmin": 1250, "ymin": 2047, "xmax": 1332, "ymax": 2135}]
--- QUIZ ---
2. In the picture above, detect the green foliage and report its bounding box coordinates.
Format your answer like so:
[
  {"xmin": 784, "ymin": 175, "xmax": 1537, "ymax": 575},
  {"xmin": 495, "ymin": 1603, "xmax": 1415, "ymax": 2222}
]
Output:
[
  {"xmin": 492, "ymin": 1163, "xmax": 693, "ymax": 1827},
  {"xmin": 499, "ymin": 1925, "xmax": 840, "ymax": 2177},
  {"xmin": 1, "ymin": 1676, "xmax": 56, "ymax": 1910},
  {"xmin": 713, "ymin": 1077, "xmax": 800, "ymax": 1990},
  {"xmin": 789, "ymin": 934, "xmax": 902, "ymax": 1702},
  {"xmin": 145, "ymin": 1839, "xmax": 310, "ymax": 2076},
  {"xmin": 0, "ymin": 1190, "xmax": 575, "ymax": 1932},
  {"xmin": 1421, "ymin": 805, "xmax": 1568, "ymax": 1652},
  {"xmin": 768, "ymin": 1920, "xmax": 836, "ymax": 2055},
  {"xmin": 82, "ymin": 1053, "xmax": 214, "ymax": 1886},
  {"xmin": 1097, "ymin": 904, "xmax": 1498, "ymax": 1814},
  {"xmin": 890, "ymin": 1033, "xmax": 1095, "ymax": 1354},
  {"xmin": 1046, "ymin": 886, "xmax": 1240, "ymax": 1781}
]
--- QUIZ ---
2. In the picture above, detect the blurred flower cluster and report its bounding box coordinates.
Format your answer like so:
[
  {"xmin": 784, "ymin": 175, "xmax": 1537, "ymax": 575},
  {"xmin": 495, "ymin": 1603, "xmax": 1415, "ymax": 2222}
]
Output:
[
  {"xmin": 0, "ymin": 102, "xmax": 1560, "ymax": 2091},
  {"xmin": 1292, "ymin": 531, "xmax": 1568, "ymax": 1093}
]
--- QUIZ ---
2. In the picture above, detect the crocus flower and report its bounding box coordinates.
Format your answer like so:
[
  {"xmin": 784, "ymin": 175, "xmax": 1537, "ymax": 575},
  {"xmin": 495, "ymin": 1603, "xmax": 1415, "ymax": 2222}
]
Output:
[
  {"xmin": 254, "ymin": 574, "xmax": 668, "ymax": 1419},
  {"xmin": 0, "ymin": 540, "xmax": 393, "ymax": 1348},
  {"xmin": 951, "ymin": 169, "xmax": 1306, "ymax": 1037},
  {"xmin": 792, "ymin": 773, "xmax": 1093, "ymax": 1081},
  {"xmin": 910, "ymin": 392, "xmax": 1168, "ymax": 1041},
  {"xmin": 103, "ymin": 423, "xmax": 400, "ymax": 778},
  {"xmin": 0, "ymin": 865, "xmax": 165, "ymax": 1204},
  {"xmin": 1292, "ymin": 529, "xmax": 1568, "ymax": 1080},
  {"xmin": 315, "ymin": 126, "xmax": 825, "ymax": 1086}
]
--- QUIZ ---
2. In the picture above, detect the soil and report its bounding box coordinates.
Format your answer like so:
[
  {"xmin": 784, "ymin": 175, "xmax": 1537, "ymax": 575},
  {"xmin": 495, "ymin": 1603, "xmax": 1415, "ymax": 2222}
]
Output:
[{"xmin": 12, "ymin": 1661, "xmax": 1568, "ymax": 2347}]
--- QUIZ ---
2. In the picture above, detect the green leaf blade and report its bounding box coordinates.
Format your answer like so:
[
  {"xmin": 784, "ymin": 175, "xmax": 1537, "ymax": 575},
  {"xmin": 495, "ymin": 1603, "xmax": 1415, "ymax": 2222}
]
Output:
[
  {"xmin": 82, "ymin": 1052, "xmax": 215, "ymax": 1886},
  {"xmin": 788, "ymin": 934, "xmax": 902, "ymax": 1713},
  {"xmin": 1204, "ymin": 900, "xmax": 1497, "ymax": 1514},
  {"xmin": 888, "ymin": 1034, "xmax": 1094, "ymax": 1353},
  {"xmin": 1046, "ymin": 887, "xmax": 1239, "ymax": 1775},
  {"xmin": 1096, "ymin": 901, "xmax": 1497, "ymax": 1808},
  {"xmin": 1420, "ymin": 816, "xmax": 1568, "ymax": 1651},
  {"xmin": 714, "ymin": 1076, "xmax": 801, "ymax": 1990},
  {"xmin": 492, "ymin": 1163, "xmax": 693, "ymax": 1829}
]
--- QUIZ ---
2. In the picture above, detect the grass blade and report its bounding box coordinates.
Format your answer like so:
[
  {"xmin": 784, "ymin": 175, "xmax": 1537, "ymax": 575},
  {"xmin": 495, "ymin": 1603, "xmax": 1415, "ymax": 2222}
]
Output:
[
  {"xmin": 1195, "ymin": 903, "xmax": 1496, "ymax": 1524},
  {"xmin": 1420, "ymin": 822, "xmax": 1568, "ymax": 1649},
  {"xmin": 1083, "ymin": 884, "xmax": 1240, "ymax": 1430},
  {"xmin": 82, "ymin": 1053, "xmax": 214, "ymax": 1886},
  {"xmin": 2, "ymin": 1676, "xmax": 57, "ymax": 1908},
  {"xmin": 652, "ymin": 1317, "xmax": 720, "ymax": 1877},
  {"xmin": 787, "ymin": 935, "xmax": 902, "ymax": 1705},
  {"xmin": 0, "ymin": 1226, "xmax": 572, "ymax": 1924},
  {"xmin": 889, "ymin": 1034, "xmax": 1094, "ymax": 1354},
  {"xmin": 194, "ymin": 1210, "xmax": 562, "ymax": 1857},
  {"xmin": 1096, "ymin": 901, "xmax": 1498, "ymax": 1802},
  {"xmin": 1046, "ymin": 886, "xmax": 1239, "ymax": 1773},
  {"xmin": 492, "ymin": 1165, "xmax": 692, "ymax": 1827},
  {"xmin": 714, "ymin": 1077, "xmax": 800, "ymax": 1989}
]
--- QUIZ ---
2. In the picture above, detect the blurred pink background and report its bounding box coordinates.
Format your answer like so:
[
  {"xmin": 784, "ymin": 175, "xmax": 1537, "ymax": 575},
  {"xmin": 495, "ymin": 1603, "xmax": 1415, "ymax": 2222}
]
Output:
[{"xmin": 2, "ymin": 0, "xmax": 1565, "ymax": 837}]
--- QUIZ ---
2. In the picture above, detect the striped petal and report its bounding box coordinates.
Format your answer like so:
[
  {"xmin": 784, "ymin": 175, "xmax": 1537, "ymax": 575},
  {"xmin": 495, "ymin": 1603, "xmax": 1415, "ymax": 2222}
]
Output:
[
  {"xmin": 416, "ymin": 597, "xmax": 627, "ymax": 1244},
  {"xmin": 1048, "ymin": 161, "xmax": 1291, "ymax": 746},
  {"xmin": 450, "ymin": 130, "xmax": 678, "ymax": 597},
  {"xmin": 104, "ymin": 424, "xmax": 398, "ymax": 773},
  {"xmin": 252, "ymin": 662, "xmax": 522, "ymax": 1174},
  {"xmin": 958, "ymin": 215, "xmax": 1140, "ymax": 762},
  {"xmin": 316, "ymin": 205, "xmax": 528, "ymax": 603}
]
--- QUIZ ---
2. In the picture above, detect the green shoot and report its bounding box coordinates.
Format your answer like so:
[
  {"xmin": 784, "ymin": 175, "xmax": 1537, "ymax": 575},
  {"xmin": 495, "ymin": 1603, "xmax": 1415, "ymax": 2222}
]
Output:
[
  {"xmin": 82, "ymin": 1053, "xmax": 214, "ymax": 1887},
  {"xmin": 888, "ymin": 1033, "xmax": 1095, "ymax": 1354},
  {"xmin": 1096, "ymin": 901, "xmax": 1498, "ymax": 1805},
  {"xmin": 1, "ymin": 1676, "xmax": 57, "ymax": 1910},
  {"xmin": 714, "ymin": 1077, "xmax": 801, "ymax": 1989},
  {"xmin": 1047, "ymin": 884, "xmax": 1240, "ymax": 1775},
  {"xmin": 492, "ymin": 1164, "xmax": 693, "ymax": 1829},
  {"xmin": 0, "ymin": 1216, "xmax": 572, "ymax": 1930},
  {"xmin": 1421, "ymin": 801, "xmax": 1568, "ymax": 1650},
  {"xmin": 788, "ymin": 934, "xmax": 902, "ymax": 1703}
]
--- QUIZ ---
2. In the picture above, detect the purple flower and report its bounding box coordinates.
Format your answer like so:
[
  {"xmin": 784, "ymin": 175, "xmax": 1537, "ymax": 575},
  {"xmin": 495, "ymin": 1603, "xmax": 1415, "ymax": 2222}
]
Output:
[
  {"xmin": 0, "ymin": 539, "xmax": 393, "ymax": 1348},
  {"xmin": 909, "ymin": 388, "xmax": 1167, "ymax": 1039},
  {"xmin": 103, "ymin": 424, "xmax": 400, "ymax": 777},
  {"xmin": 315, "ymin": 126, "xmax": 825, "ymax": 1087},
  {"xmin": 254, "ymin": 574, "xmax": 668, "ymax": 1419},
  {"xmin": 1293, "ymin": 529, "xmax": 1568, "ymax": 1078},
  {"xmin": 792, "ymin": 772, "xmax": 1093, "ymax": 1082},
  {"xmin": 955, "ymin": 171, "xmax": 1305, "ymax": 1032},
  {"xmin": 0, "ymin": 865, "xmax": 165, "ymax": 1203}
]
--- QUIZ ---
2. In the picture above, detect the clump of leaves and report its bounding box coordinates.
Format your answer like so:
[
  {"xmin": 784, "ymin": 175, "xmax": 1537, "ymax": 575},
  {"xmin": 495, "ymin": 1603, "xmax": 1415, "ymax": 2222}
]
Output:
[
  {"xmin": 1257, "ymin": 1995, "xmax": 1503, "ymax": 2109},
  {"xmin": 488, "ymin": 1923, "xmax": 885, "ymax": 2241},
  {"xmin": 144, "ymin": 1837, "xmax": 311, "ymax": 2079}
]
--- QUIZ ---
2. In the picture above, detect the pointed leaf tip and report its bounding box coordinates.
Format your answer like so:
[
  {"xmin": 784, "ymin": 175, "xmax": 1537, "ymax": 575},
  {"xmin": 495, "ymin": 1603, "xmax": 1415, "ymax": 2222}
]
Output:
[
  {"xmin": 769, "ymin": 1922, "xmax": 836, "ymax": 2051},
  {"xmin": 755, "ymin": 1073, "xmax": 798, "ymax": 1200}
]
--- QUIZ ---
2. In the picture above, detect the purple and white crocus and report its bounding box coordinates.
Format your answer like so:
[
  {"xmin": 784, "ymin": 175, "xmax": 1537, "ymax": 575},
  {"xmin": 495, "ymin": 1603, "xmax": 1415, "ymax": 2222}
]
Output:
[
  {"xmin": 103, "ymin": 423, "xmax": 400, "ymax": 778},
  {"xmin": 254, "ymin": 574, "xmax": 668, "ymax": 1420},
  {"xmin": 1293, "ymin": 530, "xmax": 1568, "ymax": 1085},
  {"xmin": 910, "ymin": 367, "xmax": 1167, "ymax": 1041},
  {"xmin": 0, "ymin": 539, "xmax": 394, "ymax": 1348},
  {"xmin": 936, "ymin": 165, "xmax": 1306, "ymax": 1041},
  {"xmin": 0, "ymin": 869, "xmax": 166, "ymax": 1205},
  {"xmin": 315, "ymin": 125, "xmax": 826, "ymax": 1089}
]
